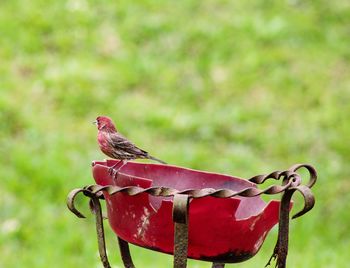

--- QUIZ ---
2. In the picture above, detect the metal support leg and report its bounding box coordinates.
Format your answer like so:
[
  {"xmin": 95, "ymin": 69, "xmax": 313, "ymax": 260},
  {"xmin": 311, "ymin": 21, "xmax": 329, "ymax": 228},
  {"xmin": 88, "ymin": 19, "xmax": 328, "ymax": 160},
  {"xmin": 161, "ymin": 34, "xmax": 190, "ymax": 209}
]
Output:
[
  {"xmin": 91, "ymin": 196, "xmax": 111, "ymax": 268},
  {"xmin": 212, "ymin": 263, "xmax": 225, "ymax": 268},
  {"xmin": 117, "ymin": 237, "xmax": 135, "ymax": 268},
  {"xmin": 265, "ymin": 190, "xmax": 294, "ymax": 268},
  {"xmin": 172, "ymin": 194, "xmax": 190, "ymax": 268}
]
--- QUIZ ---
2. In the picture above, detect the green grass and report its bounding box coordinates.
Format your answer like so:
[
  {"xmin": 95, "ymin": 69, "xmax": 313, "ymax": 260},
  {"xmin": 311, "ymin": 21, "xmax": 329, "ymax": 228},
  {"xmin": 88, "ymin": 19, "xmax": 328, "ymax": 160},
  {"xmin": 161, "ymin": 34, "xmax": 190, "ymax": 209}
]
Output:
[{"xmin": 1, "ymin": 0, "xmax": 349, "ymax": 267}]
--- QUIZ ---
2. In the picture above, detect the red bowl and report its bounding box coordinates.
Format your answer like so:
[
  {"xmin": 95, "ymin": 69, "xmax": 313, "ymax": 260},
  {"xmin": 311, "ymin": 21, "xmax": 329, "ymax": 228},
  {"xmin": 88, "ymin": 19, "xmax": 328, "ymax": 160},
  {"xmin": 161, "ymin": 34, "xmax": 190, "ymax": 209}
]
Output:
[{"xmin": 92, "ymin": 160, "xmax": 280, "ymax": 263}]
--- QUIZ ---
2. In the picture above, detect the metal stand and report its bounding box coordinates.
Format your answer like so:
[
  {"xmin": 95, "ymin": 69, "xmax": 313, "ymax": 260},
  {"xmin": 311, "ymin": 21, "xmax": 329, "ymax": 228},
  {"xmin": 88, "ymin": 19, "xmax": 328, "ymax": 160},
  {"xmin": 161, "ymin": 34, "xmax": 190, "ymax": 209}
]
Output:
[{"xmin": 67, "ymin": 164, "xmax": 317, "ymax": 268}]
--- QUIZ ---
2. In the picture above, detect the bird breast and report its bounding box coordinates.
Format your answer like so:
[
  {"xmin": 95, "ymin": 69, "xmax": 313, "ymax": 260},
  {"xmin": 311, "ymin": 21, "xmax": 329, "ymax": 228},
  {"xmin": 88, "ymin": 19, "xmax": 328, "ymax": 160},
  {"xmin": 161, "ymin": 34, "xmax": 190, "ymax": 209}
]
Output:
[{"xmin": 98, "ymin": 132, "xmax": 113, "ymax": 154}]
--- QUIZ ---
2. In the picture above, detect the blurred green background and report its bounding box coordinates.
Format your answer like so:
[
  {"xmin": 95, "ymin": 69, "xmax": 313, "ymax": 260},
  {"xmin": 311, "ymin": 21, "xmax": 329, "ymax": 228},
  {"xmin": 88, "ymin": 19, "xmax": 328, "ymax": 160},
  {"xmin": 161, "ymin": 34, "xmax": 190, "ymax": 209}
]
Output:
[{"xmin": 1, "ymin": 0, "xmax": 349, "ymax": 267}]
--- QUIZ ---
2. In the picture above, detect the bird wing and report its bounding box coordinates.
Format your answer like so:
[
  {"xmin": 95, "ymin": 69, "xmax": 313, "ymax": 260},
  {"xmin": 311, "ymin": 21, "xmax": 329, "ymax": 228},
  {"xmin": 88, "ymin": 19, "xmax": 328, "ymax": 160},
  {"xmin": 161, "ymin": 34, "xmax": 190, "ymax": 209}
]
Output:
[{"xmin": 107, "ymin": 132, "xmax": 148, "ymax": 159}]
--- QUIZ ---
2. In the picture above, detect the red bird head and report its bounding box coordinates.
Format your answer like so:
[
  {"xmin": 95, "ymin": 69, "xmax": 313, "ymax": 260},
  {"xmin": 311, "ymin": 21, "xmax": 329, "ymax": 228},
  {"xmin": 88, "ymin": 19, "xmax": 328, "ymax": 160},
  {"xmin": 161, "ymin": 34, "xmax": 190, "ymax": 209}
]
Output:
[{"xmin": 93, "ymin": 116, "xmax": 117, "ymax": 132}]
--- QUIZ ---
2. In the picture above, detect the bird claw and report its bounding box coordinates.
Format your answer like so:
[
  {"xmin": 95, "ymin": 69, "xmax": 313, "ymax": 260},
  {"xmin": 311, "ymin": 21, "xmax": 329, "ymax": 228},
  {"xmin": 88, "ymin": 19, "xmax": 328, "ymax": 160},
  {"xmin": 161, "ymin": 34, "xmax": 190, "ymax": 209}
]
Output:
[
  {"xmin": 108, "ymin": 167, "xmax": 121, "ymax": 178},
  {"xmin": 108, "ymin": 167, "xmax": 116, "ymax": 177}
]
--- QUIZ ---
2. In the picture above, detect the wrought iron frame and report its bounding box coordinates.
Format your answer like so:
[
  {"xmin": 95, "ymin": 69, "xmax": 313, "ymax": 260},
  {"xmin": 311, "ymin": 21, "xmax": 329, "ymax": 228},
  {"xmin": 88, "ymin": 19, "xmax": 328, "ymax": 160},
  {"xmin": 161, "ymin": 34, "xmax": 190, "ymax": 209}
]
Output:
[{"xmin": 67, "ymin": 163, "xmax": 317, "ymax": 268}]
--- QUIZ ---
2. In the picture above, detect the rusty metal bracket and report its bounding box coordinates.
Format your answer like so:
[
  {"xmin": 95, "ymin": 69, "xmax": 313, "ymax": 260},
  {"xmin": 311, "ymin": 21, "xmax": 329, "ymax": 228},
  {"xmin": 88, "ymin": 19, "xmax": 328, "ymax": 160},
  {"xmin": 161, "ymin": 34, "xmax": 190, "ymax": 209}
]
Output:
[
  {"xmin": 67, "ymin": 163, "xmax": 317, "ymax": 268},
  {"xmin": 172, "ymin": 194, "xmax": 190, "ymax": 268},
  {"xmin": 262, "ymin": 164, "xmax": 317, "ymax": 268},
  {"xmin": 67, "ymin": 189, "xmax": 111, "ymax": 268}
]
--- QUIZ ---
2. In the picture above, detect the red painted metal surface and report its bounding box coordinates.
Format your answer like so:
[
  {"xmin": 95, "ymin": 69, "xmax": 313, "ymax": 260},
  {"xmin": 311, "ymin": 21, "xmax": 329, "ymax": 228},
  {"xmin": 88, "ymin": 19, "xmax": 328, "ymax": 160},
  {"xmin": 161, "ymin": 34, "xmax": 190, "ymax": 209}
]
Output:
[{"xmin": 92, "ymin": 160, "xmax": 281, "ymax": 263}]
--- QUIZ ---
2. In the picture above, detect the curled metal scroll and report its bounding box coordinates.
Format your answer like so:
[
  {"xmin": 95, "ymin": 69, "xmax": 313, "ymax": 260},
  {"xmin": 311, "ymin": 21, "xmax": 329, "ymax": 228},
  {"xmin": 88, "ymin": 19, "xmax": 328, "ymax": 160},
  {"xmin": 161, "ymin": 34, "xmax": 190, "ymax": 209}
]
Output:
[{"xmin": 67, "ymin": 163, "xmax": 317, "ymax": 268}]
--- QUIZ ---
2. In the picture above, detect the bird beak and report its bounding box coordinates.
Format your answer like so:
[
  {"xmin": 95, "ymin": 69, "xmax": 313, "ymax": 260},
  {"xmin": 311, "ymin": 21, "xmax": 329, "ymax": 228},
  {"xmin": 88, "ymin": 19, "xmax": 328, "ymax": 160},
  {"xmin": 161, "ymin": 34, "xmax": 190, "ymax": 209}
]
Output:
[{"xmin": 92, "ymin": 120, "xmax": 97, "ymax": 125}]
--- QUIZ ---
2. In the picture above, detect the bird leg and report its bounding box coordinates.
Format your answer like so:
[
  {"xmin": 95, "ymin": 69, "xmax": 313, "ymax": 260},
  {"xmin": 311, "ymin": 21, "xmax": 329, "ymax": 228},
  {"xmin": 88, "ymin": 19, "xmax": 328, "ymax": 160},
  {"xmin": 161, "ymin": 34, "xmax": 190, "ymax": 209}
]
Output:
[
  {"xmin": 108, "ymin": 161, "xmax": 121, "ymax": 175},
  {"xmin": 108, "ymin": 160, "xmax": 127, "ymax": 177}
]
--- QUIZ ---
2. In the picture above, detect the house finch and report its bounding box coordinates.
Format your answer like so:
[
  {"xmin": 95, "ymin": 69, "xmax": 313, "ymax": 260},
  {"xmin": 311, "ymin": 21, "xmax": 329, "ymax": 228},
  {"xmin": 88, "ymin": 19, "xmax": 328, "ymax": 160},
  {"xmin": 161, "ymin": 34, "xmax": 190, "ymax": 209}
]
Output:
[{"xmin": 93, "ymin": 116, "xmax": 166, "ymax": 171}]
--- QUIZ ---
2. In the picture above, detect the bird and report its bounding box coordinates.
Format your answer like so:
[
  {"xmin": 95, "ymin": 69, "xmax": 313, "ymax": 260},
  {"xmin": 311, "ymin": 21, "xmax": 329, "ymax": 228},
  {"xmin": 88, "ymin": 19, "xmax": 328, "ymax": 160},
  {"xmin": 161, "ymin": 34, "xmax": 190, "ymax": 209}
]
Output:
[{"xmin": 93, "ymin": 116, "xmax": 166, "ymax": 174}]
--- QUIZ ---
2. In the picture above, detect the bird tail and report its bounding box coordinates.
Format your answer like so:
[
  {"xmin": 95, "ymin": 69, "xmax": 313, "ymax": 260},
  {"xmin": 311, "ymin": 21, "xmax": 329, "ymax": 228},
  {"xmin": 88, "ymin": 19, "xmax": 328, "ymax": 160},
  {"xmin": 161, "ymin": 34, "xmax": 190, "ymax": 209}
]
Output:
[{"xmin": 148, "ymin": 155, "xmax": 167, "ymax": 164}]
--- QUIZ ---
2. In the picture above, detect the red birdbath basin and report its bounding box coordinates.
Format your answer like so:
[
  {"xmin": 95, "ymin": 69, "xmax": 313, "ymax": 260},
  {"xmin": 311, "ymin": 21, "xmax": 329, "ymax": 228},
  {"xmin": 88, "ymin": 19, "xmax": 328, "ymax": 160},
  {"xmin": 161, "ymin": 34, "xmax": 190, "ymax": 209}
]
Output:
[{"xmin": 92, "ymin": 160, "xmax": 281, "ymax": 263}]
